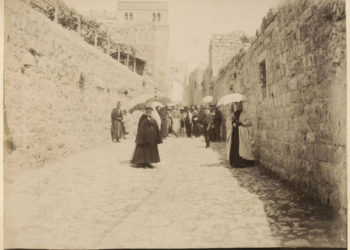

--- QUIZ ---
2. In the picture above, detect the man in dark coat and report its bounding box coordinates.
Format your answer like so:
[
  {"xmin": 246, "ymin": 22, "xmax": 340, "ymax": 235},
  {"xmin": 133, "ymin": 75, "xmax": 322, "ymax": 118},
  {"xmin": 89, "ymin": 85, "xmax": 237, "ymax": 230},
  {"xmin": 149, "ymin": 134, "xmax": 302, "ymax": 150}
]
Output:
[
  {"xmin": 131, "ymin": 105, "xmax": 162, "ymax": 167},
  {"xmin": 184, "ymin": 107, "xmax": 193, "ymax": 138},
  {"xmin": 213, "ymin": 107, "xmax": 222, "ymax": 141},
  {"xmin": 202, "ymin": 107, "xmax": 213, "ymax": 148},
  {"xmin": 111, "ymin": 101, "xmax": 123, "ymax": 142}
]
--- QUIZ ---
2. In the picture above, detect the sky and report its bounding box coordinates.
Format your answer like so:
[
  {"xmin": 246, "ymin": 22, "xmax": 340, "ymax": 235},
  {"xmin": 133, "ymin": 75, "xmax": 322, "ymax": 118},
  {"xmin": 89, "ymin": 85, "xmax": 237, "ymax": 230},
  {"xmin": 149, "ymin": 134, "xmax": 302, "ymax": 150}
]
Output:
[{"xmin": 65, "ymin": 0, "xmax": 282, "ymax": 71}]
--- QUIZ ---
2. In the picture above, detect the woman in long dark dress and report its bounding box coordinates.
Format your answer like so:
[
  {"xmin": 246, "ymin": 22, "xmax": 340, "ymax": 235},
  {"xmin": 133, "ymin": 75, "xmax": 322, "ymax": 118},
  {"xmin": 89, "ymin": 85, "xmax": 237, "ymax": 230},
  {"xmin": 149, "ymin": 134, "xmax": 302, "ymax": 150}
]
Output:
[
  {"xmin": 131, "ymin": 105, "xmax": 162, "ymax": 167},
  {"xmin": 226, "ymin": 102, "xmax": 244, "ymax": 167}
]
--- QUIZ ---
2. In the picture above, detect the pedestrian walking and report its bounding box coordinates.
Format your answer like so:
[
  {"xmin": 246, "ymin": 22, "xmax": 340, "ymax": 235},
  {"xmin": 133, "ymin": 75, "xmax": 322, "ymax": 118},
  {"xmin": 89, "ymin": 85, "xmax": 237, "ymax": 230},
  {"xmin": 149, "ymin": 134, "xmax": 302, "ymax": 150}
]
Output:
[
  {"xmin": 209, "ymin": 109, "xmax": 216, "ymax": 141},
  {"xmin": 131, "ymin": 104, "xmax": 162, "ymax": 167},
  {"xmin": 184, "ymin": 107, "xmax": 193, "ymax": 138},
  {"xmin": 171, "ymin": 105, "xmax": 181, "ymax": 137},
  {"xmin": 180, "ymin": 109, "xmax": 186, "ymax": 137},
  {"xmin": 202, "ymin": 107, "xmax": 213, "ymax": 148},
  {"xmin": 111, "ymin": 101, "xmax": 123, "ymax": 142},
  {"xmin": 192, "ymin": 110, "xmax": 201, "ymax": 137}
]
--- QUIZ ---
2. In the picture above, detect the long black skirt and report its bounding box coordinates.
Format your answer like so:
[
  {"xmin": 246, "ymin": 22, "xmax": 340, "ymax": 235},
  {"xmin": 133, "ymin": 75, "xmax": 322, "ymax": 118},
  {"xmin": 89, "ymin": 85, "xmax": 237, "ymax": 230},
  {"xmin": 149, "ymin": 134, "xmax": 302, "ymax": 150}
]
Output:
[
  {"xmin": 229, "ymin": 126, "xmax": 244, "ymax": 167},
  {"xmin": 131, "ymin": 143, "xmax": 160, "ymax": 164}
]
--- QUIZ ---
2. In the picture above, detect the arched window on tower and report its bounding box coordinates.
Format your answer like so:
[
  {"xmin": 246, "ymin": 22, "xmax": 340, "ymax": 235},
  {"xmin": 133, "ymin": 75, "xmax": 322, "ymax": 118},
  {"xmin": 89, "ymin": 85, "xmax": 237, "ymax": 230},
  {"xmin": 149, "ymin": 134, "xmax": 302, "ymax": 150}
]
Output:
[
  {"xmin": 125, "ymin": 12, "xmax": 128, "ymax": 21},
  {"xmin": 157, "ymin": 13, "xmax": 161, "ymax": 22},
  {"xmin": 152, "ymin": 12, "xmax": 156, "ymax": 22},
  {"xmin": 129, "ymin": 12, "xmax": 133, "ymax": 21}
]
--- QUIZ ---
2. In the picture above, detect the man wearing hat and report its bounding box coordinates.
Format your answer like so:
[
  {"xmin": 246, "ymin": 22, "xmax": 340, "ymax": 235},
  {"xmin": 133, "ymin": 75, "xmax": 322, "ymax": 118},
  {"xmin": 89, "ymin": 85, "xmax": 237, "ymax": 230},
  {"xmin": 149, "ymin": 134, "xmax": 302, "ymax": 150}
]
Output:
[{"xmin": 202, "ymin": 106, "xmax": 213, "ymax": 148}]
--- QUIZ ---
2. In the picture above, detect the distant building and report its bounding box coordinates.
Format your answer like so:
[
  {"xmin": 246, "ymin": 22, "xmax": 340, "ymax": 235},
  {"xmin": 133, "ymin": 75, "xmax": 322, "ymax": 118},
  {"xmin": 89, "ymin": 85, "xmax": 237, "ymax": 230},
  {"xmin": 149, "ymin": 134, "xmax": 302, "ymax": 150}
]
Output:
[
  {"xmin": 188, "ymin": 67, "xmax": 205, "ymax": 105},
  {"xmin": 169, "ymin": 60, "xmax": 187, "ymax": 103},
  {"xmin": 89, "ymin": 1, "xmax": 170, "ymax": 97},
  {"xmin": 200, "ymin": 31, "xmax": 250, "ymax": 96}
]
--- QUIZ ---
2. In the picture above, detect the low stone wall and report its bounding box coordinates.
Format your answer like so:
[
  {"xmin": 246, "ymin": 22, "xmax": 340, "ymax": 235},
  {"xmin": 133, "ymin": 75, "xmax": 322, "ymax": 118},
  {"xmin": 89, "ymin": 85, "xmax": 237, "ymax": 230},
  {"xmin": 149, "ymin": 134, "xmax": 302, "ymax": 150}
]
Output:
[
  {"xmin": 4, "ymin": 0, "xmax": 152, "ymax": 170},
  {"xmin": 213, "ymin": 0, "xmax": 346, "ymax": 221}
]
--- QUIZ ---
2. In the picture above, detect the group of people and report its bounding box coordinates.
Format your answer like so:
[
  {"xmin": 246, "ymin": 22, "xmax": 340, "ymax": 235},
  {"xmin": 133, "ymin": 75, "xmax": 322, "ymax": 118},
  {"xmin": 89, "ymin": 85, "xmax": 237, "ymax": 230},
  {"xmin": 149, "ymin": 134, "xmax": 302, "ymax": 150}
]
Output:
[
  {"xmin": 154, "ymin": 105, "xmax": 223, "ymax": 143},
  {"xmin": 110, "ymin": 100, "xmax": 255, "ymax": 169}
]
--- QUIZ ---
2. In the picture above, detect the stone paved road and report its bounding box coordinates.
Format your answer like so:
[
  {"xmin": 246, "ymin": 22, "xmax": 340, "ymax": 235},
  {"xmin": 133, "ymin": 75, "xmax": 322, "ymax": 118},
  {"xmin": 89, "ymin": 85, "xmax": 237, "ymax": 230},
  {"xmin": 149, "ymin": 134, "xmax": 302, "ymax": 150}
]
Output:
[{"xmin": 4, "ymin": 136, "xmax": 346, "ymax": 249}]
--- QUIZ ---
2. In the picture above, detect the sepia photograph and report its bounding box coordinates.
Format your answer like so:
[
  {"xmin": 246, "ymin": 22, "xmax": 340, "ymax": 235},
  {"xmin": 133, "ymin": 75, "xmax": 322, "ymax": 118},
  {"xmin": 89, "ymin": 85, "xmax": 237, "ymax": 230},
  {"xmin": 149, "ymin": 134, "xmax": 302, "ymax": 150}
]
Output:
[{"xmin": 2, "ymin": 0, "xmax": 347, "ymax": 248}]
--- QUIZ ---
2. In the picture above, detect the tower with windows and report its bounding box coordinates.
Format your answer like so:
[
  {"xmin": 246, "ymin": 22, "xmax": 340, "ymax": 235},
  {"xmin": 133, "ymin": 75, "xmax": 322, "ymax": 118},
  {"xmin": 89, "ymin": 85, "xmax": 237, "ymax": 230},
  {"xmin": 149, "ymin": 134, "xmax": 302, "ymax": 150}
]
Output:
[{"xmin": 117, "ymin": 1, "xmax": 168, "ymax": 25}]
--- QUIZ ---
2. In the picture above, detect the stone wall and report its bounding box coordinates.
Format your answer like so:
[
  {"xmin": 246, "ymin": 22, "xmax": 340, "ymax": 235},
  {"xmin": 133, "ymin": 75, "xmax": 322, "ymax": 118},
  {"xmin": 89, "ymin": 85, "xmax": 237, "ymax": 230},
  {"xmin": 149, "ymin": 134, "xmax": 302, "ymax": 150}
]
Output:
[
  {"xmin": 4, "ymin": 0, "xmax": 152, "ymax": 170},
  {"xmin": 102, "ymin": 18, "xmax": 170, "ymax": 96},
  {"xmin": 209, "ymin": 31, "xmax": 250, "ymax": 78},
  {"xmin": 188, "ymin": 68, "xmax": 205, "ymax": 105},
  {"xmin": 213, "ymin": 0, "xmax": 346, "ymax": 221}
]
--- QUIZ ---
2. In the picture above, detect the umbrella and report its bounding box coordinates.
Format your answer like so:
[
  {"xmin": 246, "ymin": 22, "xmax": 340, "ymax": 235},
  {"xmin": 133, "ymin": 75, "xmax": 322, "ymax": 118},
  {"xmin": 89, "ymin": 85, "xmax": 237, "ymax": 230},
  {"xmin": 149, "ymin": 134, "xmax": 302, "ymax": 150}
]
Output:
[
  {"xmin": 151, "ymin": 101, "xmax": 164, "ymax": 107},
  {"xmin": 201, "ymin": 96, "xmax": 214, "ymax": 104},
  {"xmin": 129, "ymin": 94, "xmax": 153, "ymax": 113},
  {"xmin": 146, "ymin": 96, "xmax": 173, "ymax": 105},
  {"xmin": 217, "ymin": 93, "xmax": 245, "ymax": 106}
]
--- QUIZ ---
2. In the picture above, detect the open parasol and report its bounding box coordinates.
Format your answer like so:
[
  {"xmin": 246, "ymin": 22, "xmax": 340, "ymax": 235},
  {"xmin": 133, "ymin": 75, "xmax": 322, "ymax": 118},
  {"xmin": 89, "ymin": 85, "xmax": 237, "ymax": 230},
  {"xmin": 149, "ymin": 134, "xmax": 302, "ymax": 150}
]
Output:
[
  {"xmin": 216, "ymin": 93, "xmax": 245, "ymax": 106},
  {"xmin": 201, "ymin": 96, "xmax": 214, "ymax": 104}
]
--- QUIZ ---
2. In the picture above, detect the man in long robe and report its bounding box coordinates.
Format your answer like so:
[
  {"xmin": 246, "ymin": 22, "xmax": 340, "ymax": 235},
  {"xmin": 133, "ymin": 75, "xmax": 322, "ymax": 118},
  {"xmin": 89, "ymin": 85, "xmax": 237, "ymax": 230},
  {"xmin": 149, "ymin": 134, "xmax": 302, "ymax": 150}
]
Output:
[{"xmin": 111, "ymin": 101, "xmax": 123, "ymax": 142}]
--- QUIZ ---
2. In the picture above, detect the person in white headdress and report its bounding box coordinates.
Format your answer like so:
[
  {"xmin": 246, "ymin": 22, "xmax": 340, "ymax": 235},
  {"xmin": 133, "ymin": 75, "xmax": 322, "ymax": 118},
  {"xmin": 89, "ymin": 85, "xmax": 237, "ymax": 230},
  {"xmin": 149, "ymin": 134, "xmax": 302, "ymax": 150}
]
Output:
[{"xmin": 149, "ymin": 102, "xmax": 161, "ymax": 131}]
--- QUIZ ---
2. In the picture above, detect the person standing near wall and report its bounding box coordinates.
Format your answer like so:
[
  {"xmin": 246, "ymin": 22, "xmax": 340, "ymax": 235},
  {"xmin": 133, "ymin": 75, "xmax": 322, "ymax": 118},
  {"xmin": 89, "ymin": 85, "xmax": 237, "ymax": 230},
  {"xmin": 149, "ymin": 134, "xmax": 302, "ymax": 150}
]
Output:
[
  {"xmin": 111, "ymin": 101, "xmax": 124, "ymax": 142},
  {"xmin": 226, "ymin": 102, "xmax": 245, "ymax": 167},
  {"xmin": 238, "ymin": 100, "xmax": 255, "ymax": 166}
]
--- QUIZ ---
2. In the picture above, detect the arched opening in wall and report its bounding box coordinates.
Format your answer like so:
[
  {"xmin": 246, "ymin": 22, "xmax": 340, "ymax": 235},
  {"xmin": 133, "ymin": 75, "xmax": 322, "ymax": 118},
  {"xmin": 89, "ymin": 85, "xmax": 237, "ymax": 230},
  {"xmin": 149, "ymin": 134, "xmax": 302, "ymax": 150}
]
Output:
[
  {"xmin": 125, "ymin": 12, "xmax": 128, "ymax": 21},
  {"xmin": 129, "ymin": 12, "xmax": 133, "ymax": 21},
  {"xmin": 157, "ymin": 13, "xmax": 161, "ymax": 22},
  {"xmin": 152, "ymin": 13, "xmax": 156, "ymax": 22},
  {"xmin": 259, "ymin": 60, "xmax": 266, "ymax": 98}
]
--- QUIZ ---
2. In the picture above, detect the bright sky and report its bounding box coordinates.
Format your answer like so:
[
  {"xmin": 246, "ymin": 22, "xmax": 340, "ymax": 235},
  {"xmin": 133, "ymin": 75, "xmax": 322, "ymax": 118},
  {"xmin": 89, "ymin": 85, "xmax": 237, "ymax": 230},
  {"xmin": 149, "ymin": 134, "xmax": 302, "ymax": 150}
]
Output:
[{"xmin": 65, "ymin": 0, "xmax": 282, "ymax": 71}]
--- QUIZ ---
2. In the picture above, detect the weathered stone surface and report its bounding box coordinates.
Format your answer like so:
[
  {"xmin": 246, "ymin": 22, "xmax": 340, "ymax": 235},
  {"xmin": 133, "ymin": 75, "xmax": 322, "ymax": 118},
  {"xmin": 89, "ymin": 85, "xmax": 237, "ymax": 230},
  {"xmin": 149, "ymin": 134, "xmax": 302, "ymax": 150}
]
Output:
[
  {"xmin": 211, "ymin": 0, "xmax": 346, "ymax": 221},
  {"xmin": 4, "ymin": 0, "xmax": 152, "ymax": 171}
]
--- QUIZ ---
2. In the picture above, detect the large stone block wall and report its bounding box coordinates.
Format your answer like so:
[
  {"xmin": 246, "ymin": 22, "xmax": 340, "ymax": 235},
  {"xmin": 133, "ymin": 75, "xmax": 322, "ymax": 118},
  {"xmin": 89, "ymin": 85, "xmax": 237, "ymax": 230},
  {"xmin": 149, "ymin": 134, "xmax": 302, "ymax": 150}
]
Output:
[
  {"xmin": 188, "ymin": 68, "xmax": 205, "ymax": 105},
  {"xmin": 209, "ymin": 32, "xmax": 249, "ymax": 78},
  {"xmin": 4, "ymin": 0, "xmax": 151, "ymax": 170},
  {"xmin": 213, "ymin": 0, "xmax": 346, "ymax": 221}
]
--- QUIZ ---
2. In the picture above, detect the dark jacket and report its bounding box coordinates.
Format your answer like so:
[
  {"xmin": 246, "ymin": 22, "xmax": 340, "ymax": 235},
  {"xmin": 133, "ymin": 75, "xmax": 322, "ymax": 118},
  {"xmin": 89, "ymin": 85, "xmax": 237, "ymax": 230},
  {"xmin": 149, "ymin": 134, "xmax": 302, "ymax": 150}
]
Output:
[{"xmin": 135, "ymin": 114, "xmax": 162, "ymax": 145}]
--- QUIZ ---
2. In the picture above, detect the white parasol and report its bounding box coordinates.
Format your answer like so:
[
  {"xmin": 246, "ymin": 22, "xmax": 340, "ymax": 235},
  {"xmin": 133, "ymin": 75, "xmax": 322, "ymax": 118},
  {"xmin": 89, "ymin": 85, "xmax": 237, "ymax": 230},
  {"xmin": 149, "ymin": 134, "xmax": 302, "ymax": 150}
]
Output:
[
  {"xmin": 216, "ymin": 93, "xmax": 245, "ymax": 106},
  {"xmin": 201, "ymin": 96, "xmax": 214, "ymax": 104}
]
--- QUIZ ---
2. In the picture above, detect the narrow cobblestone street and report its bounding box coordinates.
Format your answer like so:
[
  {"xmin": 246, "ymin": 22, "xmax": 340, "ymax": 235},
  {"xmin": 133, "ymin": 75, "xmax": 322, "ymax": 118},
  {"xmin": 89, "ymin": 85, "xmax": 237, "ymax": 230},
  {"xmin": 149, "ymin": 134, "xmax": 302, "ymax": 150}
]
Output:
[{"xmin": 4, "ymin": 136, "xmax": 345, "ymax": 249}]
